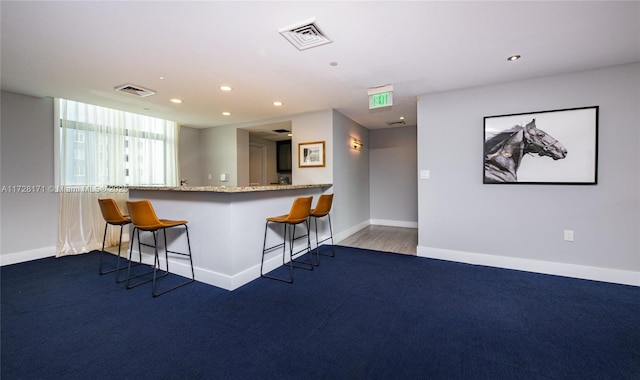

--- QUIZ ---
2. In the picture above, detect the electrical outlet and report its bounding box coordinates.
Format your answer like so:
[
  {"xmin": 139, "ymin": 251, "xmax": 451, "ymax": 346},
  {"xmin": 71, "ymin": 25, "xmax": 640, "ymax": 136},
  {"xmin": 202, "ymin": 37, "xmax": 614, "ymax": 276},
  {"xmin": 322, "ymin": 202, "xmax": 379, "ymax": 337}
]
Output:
[{"xmin": 563, "ymin": 230, "xmax": 574, "ymax": 242}]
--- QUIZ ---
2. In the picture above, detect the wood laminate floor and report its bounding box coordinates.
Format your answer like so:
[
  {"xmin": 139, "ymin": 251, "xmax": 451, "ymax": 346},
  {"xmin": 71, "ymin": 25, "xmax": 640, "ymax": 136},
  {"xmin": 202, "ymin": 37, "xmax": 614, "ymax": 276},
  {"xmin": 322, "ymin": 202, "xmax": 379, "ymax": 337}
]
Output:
[
  {"xmin": 337, "ymin": 225, "xmax": 418, "ymax": 255},
  {"xmin": 106, "ymin": 225, "xmax": 419, "ymax": 258}
]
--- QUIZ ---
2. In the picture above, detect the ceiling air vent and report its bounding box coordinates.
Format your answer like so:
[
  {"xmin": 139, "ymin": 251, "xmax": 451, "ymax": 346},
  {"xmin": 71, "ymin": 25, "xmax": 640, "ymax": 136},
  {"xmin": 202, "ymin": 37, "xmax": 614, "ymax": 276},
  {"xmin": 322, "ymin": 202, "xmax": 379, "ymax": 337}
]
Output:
[
  {"xmin": 114, "ymin": 83, "xmax": 156, "ymax": 98},
  {"xmin": 386, "ymin": 120, "xmax": 406, "ymax": 127},
  {"xmin": 279, "ymin": 18, "xmax": 332, "ymax": 51}
]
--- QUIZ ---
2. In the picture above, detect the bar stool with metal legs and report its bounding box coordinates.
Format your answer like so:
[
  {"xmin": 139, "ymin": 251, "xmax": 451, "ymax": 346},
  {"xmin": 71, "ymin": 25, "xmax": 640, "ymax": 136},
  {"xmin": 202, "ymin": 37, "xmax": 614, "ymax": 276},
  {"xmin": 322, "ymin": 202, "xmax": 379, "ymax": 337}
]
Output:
[
  {"xmin": 260, "ymin": 196, "xmax": 314, "ymax": 283},
  {"xmin": 98, "ymin": 198, "xmax": 132, "ymax": 282},
  {"xmin": 309, "ymin": 194, "xmax": 335, "ymax": 260},
  {"xmin": 125, "ymin": 200, "xmax": 195, "ymax": 297}
]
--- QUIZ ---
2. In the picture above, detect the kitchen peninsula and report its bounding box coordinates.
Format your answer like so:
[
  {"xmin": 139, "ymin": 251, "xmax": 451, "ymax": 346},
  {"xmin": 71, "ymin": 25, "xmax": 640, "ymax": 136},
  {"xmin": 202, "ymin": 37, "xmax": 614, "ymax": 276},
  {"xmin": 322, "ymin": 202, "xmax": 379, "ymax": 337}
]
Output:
[{"xmin": 128, "ymin": 184, "xmax": 332, "ymax": 290}]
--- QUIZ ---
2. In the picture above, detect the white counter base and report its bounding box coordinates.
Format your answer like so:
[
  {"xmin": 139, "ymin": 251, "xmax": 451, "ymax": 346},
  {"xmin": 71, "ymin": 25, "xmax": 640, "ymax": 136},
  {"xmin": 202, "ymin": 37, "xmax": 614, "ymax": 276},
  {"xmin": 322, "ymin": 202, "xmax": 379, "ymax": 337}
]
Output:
[{"xmin": 129, "ymin": 185, "xmax": 332, "ymax": 290}]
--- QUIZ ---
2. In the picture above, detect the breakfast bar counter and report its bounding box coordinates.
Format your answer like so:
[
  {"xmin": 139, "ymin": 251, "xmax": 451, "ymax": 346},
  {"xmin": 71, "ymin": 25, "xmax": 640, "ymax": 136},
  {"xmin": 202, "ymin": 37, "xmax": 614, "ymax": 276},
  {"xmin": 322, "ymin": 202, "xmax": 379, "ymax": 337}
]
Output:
[
  {"xmin": 128, "ymin": 183, "xmax": 330, "ymax": 193},
  {"xmin": 128, "ymin": 184, "xmax": 332, "ymax": 290}
]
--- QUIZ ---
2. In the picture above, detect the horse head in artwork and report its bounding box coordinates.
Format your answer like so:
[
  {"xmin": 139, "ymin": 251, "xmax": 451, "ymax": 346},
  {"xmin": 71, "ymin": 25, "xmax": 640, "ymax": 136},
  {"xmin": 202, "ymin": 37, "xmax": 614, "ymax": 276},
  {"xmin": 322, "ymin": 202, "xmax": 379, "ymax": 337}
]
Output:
[
  {"xmin": 522, "ymin": 119, "xmax": 567, "ymax": 160},
  {"xmin": 484, "ymin": 119, "xmax": 567, "ymax": 183}
]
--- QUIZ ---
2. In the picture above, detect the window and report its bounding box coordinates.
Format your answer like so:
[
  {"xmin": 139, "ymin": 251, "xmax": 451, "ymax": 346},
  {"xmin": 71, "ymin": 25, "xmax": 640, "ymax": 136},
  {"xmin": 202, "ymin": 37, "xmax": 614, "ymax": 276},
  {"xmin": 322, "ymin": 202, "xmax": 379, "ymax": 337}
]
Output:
[
  {"xmin": 74, "ymin": 148, "xmax": 85, "ymax": 160},
  {"xmin": 74, "ymin": 166, "xmax": 85, "ymax": 177},
  {"xmin": 57, "ymin": 99, "xmax": 178, "ymax": 187}
]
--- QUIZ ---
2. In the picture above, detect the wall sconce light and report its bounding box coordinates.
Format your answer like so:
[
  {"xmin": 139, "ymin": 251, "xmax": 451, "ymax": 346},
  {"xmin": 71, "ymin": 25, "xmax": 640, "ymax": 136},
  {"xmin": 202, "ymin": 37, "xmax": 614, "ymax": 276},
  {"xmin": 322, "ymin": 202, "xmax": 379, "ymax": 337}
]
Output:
[{"xmin": 351, "ymin": 137, "xmax": 363, "ymax": 150}]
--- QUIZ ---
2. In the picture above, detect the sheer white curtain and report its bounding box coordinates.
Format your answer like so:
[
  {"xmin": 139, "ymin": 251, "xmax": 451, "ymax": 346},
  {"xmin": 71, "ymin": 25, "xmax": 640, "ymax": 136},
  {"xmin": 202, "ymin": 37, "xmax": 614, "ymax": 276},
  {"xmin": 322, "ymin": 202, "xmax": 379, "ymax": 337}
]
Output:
[{"xmin": 56, "ymin": 99, "xmax": 178, "ymax": 256}]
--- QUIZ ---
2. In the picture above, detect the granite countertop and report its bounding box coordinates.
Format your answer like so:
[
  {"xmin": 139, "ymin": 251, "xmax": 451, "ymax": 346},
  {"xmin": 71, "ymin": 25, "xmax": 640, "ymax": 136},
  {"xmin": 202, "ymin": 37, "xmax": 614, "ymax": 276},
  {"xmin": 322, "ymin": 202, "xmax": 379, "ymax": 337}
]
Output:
[{"xmin": 128, "ymin": 183, "xmax": 332, "ymax": 193}]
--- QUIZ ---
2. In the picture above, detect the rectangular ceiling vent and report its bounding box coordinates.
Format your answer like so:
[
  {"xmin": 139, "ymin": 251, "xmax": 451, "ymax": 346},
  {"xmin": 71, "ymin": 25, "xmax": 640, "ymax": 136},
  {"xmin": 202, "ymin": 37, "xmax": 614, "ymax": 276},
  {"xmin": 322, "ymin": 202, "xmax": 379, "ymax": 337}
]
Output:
[
  {"xmin": 279, "ymin": 18, "xmax": 332, "ymax": 51},
  {"xmin": 386, "ymin": 120, "xmax": 406, "ymax": 127},
  {"xmin": 114, "ymin": 83, "xmax": 156, "ymax": 98}
]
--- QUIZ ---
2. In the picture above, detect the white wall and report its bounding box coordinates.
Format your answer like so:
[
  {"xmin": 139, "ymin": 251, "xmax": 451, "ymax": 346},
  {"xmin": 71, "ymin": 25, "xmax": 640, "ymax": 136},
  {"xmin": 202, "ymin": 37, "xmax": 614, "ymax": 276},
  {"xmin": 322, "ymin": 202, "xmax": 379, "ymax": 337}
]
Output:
[
  {"xmin": 236, "ymin": 129, "xmax": 250, "ymax": 186},
  {"xmin": 417, "ymin": 63, "xmax": 640, "ymax": 285},
  {"xmin": 369, "ymin": 125, "xmax": 417, "ymax": 227},
  {"xmin": 290, "ymin": 110, "xmax": 333, "ymax": 185},
  {"xmin": 178, "ymin": 126, "xmax": 202, "ymax": 186},
  {"xmin": 332, "ymin": 110, "xmax": 370, "ymax": 240},
  {"xmin": 200, "ymin": 125, "xmax": 239, "ymax": 186},
  {"xmin": 1, "ymin": 91, "xmax": 59, "ymax": 264}
]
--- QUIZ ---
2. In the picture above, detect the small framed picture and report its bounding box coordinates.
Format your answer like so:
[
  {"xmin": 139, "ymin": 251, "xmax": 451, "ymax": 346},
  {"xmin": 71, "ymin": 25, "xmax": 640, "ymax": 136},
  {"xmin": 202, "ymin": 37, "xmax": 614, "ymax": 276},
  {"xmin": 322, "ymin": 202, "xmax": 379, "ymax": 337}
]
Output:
[
  {"xmin": 483, "ymin": 106, "xmax": 598, "ymax": 185},
  {"xmin": 298, "ymin": 141, "xmax": 325, "ymax": 168}
]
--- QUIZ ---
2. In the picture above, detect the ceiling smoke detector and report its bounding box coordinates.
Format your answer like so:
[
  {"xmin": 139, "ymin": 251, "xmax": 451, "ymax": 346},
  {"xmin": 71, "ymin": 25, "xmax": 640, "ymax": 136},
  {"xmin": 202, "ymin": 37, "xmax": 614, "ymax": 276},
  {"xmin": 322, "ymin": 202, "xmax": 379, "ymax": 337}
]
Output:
[
  {"xmin": 114, "ymin": 83, "xmax": 156, "ymax": 97},
  {"xmin": 279, "ymin": 18, "xmax": 332, "ymax": 51}
]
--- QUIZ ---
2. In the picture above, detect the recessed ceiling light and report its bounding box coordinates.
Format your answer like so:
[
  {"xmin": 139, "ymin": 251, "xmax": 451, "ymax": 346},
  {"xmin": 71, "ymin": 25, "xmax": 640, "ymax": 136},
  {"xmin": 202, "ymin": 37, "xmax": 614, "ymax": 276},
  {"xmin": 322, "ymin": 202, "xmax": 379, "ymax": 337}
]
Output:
[
  {"xmin": 273, "ymin": 101, "xmax": 283, "ymax": 106},
  {"xmin": 222, "ymin": 112, "xmax": 231, "ymax": 116},
  {"xmin": 170, "ymin": 98, "xmax": 183, "ymax": 104},
  {"xmin": 399, "ymin": 116, "xmax": 405, "ymax": 120},
  {"xmin": 329, "ymin": 61, "xmax": 338, "ymax": 67},
  {"xmin": 220, "ymin": 85, "xmax": 232, "ymax": 91},
  {"xmin": 507, "ymin": 54, "xmax": 521, "ymax": 61}
]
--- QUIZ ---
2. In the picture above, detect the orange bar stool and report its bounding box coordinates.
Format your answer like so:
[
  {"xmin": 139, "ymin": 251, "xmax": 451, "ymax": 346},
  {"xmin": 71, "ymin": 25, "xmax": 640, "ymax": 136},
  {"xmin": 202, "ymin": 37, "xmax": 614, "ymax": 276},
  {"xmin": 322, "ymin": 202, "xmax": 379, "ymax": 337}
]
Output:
[
  {"xmin": 260, "ymin": 196, "xmax": 314, "ymax": 283},
  {"xmin": 125, "ymin": 200, "xmax": 195, "ymax": 297},
  {"xmin": 98, "ymin": 198, "xmax": 132, "ymax": 282},
  {"xmin": 309, "ymin": 194, "xmax": 335, "ymax": 260}
]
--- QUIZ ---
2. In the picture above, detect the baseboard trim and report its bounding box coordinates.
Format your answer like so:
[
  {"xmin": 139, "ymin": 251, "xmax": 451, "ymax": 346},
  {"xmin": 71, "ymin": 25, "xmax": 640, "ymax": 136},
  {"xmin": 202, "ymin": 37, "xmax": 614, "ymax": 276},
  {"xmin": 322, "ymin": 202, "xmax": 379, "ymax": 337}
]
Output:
[
  {"xmin": 370, "ymin": 219, "xmax": 418, "ymax": 229},
  {"xmin": 193, "ymin": 267, "xmax": 237, "ymax": 291},
  {"xmin": 127, "ymin": 247, "xmax": 238, "ymax": 291},
  {"xmin": 417, "ymin": 246, "xmax": 640, "ymax": 287},
  {"xmin": 1, "ymin": 246, "xmax": 56, "ymax": 266},
  {"xmin": 334, "ymin": 220, "xmax": 369, "ymax": 243},
  {"xmin": 0, "ymin": 245, "xmax": 312, "ymax": 291}
]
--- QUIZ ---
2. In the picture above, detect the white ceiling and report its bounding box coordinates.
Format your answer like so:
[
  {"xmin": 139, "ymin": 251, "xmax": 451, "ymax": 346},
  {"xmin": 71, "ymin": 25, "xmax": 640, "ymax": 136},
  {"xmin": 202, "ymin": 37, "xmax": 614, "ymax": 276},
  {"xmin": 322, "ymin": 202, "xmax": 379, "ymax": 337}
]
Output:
[{"xmin": 2, "ymin": 1, "xmax": 639, "ymax": 130}]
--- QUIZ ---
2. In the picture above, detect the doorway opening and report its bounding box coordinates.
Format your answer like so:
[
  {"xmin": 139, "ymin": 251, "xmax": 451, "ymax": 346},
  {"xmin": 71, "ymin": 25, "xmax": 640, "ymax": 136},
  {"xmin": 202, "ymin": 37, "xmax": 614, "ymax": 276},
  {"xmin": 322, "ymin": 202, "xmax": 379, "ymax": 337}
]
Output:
[{"xmin": 249, "ymin": 143, "xmax": 267, "ymax": 185}]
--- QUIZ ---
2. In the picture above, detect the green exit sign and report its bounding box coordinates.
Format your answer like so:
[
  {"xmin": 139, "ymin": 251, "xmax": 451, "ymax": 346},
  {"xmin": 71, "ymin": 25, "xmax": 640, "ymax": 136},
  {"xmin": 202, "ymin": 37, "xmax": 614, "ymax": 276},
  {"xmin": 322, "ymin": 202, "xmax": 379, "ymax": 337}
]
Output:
[{"xmin": 369, "ymin": 91, "xmax": 393, "ymax": 109}]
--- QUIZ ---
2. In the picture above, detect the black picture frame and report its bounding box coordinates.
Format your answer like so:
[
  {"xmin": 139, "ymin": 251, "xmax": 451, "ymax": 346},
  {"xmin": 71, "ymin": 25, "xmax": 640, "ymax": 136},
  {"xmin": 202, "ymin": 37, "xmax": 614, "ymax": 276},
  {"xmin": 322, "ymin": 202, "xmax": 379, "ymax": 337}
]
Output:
[{"xmin": 483, "ymin": 106, "xmax": 598, "ymax": 185}]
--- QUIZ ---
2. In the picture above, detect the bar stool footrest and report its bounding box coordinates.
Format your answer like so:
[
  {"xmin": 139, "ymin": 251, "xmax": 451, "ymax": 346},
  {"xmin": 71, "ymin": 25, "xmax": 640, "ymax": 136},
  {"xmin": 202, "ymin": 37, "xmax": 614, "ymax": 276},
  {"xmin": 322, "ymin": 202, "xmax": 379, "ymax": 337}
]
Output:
[
  {"xmin": 260, "ymin": 273, "xmax": 293, "ymax": 284},
  {"xmin": 153, "ymin": 278, "xmax": 195, "ymax": 297},
  {"xmin": 317, "ymin": 240, "xmax": 336, "ymax": 257}
]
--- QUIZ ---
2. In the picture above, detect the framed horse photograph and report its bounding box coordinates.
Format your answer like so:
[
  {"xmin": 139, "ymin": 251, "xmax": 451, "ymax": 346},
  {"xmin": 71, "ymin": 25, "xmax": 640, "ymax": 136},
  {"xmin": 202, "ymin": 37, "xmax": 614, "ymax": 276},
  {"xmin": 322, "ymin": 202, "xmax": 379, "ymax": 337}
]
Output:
[{"xmin": 483, "ymin": 106, "xmax": 598, "ymax": 185}]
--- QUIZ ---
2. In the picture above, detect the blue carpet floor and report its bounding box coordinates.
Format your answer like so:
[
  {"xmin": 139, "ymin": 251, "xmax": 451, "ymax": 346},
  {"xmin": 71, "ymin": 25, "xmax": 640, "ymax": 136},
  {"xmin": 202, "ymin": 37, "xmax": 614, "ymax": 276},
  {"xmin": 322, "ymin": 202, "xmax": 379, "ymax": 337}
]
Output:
[{"xmin": 2, "ymin": 246, "xmax": 639, "ymax": 379}]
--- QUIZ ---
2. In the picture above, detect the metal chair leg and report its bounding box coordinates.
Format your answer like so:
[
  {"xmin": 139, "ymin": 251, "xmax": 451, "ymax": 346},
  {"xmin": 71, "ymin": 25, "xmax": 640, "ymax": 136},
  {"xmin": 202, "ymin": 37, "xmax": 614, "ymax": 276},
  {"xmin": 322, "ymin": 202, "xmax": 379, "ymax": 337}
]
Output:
[
  {"xmin": 313, "ymin": 214, "xmax": 335, "ymax": 257},
  {"xmin": 261, "ymin": 220, "xmax": 314, "ymax": 283},
  {"xmin": 261, "ymin": 221, "xmax": 294, "ymax": 283},
  {"xmin": 100, "ymin": 222, "xmax": 139, "ymax": 283},
  {"xmin": 152, "ymin": 226, "xmax": 194, "ymax": 297},
  {"xmin": 99, "ymin": 223, "xmax": 124, "ymax": 274},
  {"xmin": 113, "ymin": 225, "xmax": 130, "ymax": 283},
  {"xmin": 125, "ymin": 228, "xmax": 155, "ymax": 289},
  {"xmin": 151, "ymin": 231, "xmax": 169, "ymax": 295},
  {"xmin": 322, "ymin": 214, "xmax": 335, "ymax": 257},
  {"xmin": 307, "ymin": 219, "xmax": 320, "ymax": 266},
  {"xmin": 99, "ymin": 223, "xmax": 111, "ymax": 275},
  {"xmin": 288, "ymin": 223, "xmax": 314, "ymax": 270}
]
